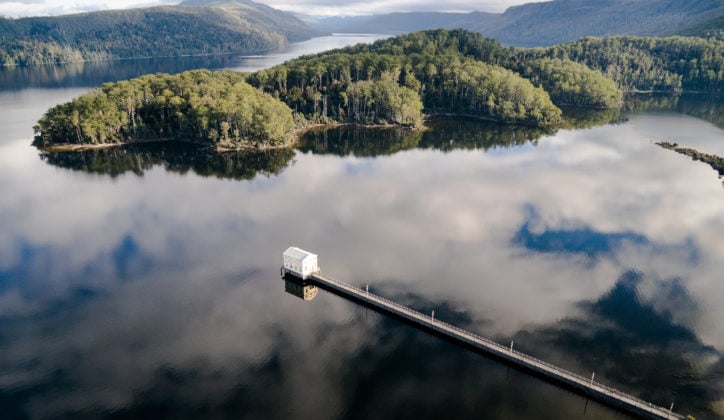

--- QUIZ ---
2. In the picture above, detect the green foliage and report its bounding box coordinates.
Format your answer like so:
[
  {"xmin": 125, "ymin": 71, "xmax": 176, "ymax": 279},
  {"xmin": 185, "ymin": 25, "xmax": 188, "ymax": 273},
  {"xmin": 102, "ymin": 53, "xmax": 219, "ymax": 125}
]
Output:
[
  {"xmin": 248, "ymin": 30, "xmax": 563, "ymax": 127},
  {"xmin": 34, "ymin": 70, "xmax": 296, "ymax": 148},
  {"xmin": 340, "ymin": 29, "xmax": 507, "ymax": 66},
  {"xmin": 345, "ymin": 77, "xmax": 424, "ymax": 126},
  {"xmin": 515, "ymin": 58, "xmax": 623, "ymax": 108},
  {"xmin": 48, "ymin": 29, "xmax": 724, "ymax": 150},
  {"xmin": 0, "ymin": 2, "xmax": 316, "ymax": 66},
  {"xmin": 516, "ymin": 36, "xmax": 724, "ymax": 93},
  {"xmin": 248, "ymin": 53, "xmax": 431, "ymax": 127}
]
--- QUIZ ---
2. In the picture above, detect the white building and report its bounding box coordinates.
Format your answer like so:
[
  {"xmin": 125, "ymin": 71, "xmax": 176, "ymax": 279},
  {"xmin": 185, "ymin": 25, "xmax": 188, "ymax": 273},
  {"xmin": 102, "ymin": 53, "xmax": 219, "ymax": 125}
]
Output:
[{"xmin": 282, "ymin": 247, "xmax": 319, "ymax": 279}]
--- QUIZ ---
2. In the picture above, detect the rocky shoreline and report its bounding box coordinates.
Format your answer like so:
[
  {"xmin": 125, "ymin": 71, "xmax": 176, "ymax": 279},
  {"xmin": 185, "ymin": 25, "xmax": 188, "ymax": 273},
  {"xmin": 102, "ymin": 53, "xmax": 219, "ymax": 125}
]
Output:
[{"xmin": 656, "ymin": 141, "xmax": 724, "ymax": 185}]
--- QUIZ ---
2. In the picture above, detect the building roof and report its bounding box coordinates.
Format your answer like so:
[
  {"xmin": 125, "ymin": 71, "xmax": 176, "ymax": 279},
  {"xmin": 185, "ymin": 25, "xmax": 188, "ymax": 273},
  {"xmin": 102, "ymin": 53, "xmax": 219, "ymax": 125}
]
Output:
[{"xmin": 284, "ymin": 247, "xmax": 317, "ymax": 261}]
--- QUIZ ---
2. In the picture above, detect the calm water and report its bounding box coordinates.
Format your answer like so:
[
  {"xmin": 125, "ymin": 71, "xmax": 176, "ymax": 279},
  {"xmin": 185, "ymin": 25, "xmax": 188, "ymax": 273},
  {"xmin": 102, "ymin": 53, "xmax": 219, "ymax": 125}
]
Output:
[{"xmin": 1, "ymin": 36, "xmax": 723, "ymax": 419}]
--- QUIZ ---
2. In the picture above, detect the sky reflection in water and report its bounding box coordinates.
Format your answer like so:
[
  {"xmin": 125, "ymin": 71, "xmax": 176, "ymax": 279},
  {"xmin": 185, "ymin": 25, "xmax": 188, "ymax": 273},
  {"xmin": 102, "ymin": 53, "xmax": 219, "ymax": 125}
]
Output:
[{"xmin": 0, "ymin": 51, "xmax": 723, "ymax": 418}]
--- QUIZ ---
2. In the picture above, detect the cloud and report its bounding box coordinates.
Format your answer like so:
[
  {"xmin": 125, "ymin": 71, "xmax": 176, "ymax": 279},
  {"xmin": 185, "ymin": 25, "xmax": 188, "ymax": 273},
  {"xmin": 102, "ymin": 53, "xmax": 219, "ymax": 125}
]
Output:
[
  {"xmin": 264, "ymin": 0, "xmax": 529, "ymax": 15},
  {"xmin": 2, "ymin": 77, "xmax": 724, "ymax": 415},
  {"xmin": 0, "ymin": 0, "xmax": 531, "ymax": 18},
  {"xmin": 0, "ymin": 0, "xmax": 179, "ymax": 17}
]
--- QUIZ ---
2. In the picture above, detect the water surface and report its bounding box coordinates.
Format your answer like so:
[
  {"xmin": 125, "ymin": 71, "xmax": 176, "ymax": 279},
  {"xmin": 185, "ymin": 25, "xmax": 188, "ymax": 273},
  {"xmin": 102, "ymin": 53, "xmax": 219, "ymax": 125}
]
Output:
[{"xmin": 0, "ymin": 37, "xmax": 723, "ymax": 419}]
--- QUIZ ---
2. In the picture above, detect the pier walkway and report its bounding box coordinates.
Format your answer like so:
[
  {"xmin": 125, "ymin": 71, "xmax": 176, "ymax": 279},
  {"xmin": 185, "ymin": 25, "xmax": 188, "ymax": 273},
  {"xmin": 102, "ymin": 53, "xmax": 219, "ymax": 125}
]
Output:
[{"xmin": 296, "ymin": 270, "xmax": 684, "ymax": 420}]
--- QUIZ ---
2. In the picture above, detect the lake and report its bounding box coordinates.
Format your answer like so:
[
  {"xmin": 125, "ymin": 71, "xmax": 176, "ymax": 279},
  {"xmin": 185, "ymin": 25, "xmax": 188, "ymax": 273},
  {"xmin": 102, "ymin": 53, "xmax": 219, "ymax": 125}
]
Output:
[{"xmin": 1, "ymin": 35, "xmax": 723, "ymax": 419}]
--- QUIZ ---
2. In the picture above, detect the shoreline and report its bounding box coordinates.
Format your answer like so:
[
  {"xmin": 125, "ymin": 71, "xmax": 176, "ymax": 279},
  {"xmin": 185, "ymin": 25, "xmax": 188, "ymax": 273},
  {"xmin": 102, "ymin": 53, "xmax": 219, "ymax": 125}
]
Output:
[
  {"xmin": 36, "ymin": 121, "xmax": 427, "ymax": 153},
  {"xmin": 424, "ymin": 112, "xmax": 562, "ymax": 126}
]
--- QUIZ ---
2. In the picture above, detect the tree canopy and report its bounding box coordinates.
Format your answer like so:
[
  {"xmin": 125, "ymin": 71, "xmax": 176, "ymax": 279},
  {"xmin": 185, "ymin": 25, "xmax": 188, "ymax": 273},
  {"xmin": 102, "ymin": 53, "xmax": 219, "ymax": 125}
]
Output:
[
  {"xmin": 34, "ymin": 70, "xmax": 296, "ymax": 148},
  {"xmin": 0, "ymin": 3, "xmax": 316, "ymax": 66},
  {"xmin": 36, "ymin": 29, "xmax": 724, "ymax": 151},
  {"xmin": 248, "ymin": 30, "xmax": 564, "ymax": 126}
]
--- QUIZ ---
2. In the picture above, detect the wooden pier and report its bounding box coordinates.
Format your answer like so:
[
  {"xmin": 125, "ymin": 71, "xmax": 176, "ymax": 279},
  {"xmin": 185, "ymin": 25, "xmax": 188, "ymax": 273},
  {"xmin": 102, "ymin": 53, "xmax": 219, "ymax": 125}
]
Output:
[{"xmin": 284, "ymin": 268, "xmax": 685, "ymax": 420}]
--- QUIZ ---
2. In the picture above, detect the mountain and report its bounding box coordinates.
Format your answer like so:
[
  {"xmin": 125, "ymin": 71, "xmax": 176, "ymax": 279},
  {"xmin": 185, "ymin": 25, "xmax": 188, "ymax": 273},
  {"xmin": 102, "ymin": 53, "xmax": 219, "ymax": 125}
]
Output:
[
  {"xmin": 178, "ymin": 0, "xmax": 316, "ymax": 40},
  {"xmin": 482, "ymin": 0, "xmax": 724, "ymax": 46},
  {"xmin": 675, "ymin": 9, "xmax": 724, "ymax": 38},
  {"xmin": 0, "ymin": 0, "xmax": 320, "ymax": 66},
  {"xmin": 310, "ymin": 0, "xmax": 724, "ymax": 47},
  {"xmin": 309, "ymin": 12, "xmax": 497, "ymax": 35}
]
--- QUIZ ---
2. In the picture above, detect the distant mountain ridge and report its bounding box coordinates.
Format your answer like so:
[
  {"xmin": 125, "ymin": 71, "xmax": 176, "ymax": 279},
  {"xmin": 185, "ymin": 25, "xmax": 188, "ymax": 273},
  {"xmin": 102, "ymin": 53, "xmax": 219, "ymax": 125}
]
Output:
[
  {"xmin": 310, "ymin": 0, "xmax": 724, "ymax": 46},
  {"xmin": 309, "ymin": 12, "xmax": 497, "ymax": 35},
  {"xmin": 0, "ymin": 0, "xmax": 320, "ymax": 66}
]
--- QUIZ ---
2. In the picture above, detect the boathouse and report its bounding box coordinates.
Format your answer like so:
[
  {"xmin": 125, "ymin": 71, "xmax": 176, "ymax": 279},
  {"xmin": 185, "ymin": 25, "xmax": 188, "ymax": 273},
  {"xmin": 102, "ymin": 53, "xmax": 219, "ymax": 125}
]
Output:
[{"xmin": 282, "ymin": 247, "xmax": 319, "ymax": 279}]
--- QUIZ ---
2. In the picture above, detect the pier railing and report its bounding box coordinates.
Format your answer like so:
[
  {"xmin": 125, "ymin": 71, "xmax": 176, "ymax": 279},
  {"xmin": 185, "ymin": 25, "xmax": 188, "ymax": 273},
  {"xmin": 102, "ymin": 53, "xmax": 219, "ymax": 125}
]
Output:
[{"xmin": 304, "ymin": 270, "xmax": 683, "ymax": 420}]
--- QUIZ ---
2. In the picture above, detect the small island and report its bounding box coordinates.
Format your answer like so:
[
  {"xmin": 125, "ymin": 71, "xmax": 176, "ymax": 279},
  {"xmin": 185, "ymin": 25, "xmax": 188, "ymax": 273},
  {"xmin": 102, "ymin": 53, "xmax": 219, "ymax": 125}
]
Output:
[
  {"xmin": 33, "ymin": 70, "xmax": 297, "ymax": 151},
  {"xmin": 36, "ymin": 29, "xmax": 722, "ymax": 152}
]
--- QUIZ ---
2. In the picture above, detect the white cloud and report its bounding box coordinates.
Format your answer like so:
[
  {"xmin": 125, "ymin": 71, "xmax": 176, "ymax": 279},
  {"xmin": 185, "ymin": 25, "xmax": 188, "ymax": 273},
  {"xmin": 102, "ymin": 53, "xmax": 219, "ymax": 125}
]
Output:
[
  {"xmin": 0, "ymin": 0, "xmax": 532, "ymax": 18},
  {"xmin": 0, "ymin": 0, "xmax": 179, "ymax": 18}
]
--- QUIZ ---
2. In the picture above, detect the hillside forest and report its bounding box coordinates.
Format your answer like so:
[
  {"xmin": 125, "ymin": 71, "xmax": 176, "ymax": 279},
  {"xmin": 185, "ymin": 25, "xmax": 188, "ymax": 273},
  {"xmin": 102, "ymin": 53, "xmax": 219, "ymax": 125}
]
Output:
[
  {"xmin": 0, "ymin": 0, "xmax": 317, "ymax": 66},
  {"xmin": 33, "ymin": 30, "xmax": 724, "ymax": 151}
]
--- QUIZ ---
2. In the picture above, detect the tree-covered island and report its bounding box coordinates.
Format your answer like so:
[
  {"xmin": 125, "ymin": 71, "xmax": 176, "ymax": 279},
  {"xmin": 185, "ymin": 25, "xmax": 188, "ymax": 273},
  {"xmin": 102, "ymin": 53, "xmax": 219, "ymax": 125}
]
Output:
[{"xmin": 33, "ymin": 29, "xmax": 723, "ymax": 151}]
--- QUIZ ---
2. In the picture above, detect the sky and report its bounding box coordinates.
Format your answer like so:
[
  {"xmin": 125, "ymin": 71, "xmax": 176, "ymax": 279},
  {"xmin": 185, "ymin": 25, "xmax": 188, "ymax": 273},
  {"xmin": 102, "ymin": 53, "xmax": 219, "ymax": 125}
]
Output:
[{"xmin": 0, "ymin": 0, "xmax": 534, "ymax": 18}]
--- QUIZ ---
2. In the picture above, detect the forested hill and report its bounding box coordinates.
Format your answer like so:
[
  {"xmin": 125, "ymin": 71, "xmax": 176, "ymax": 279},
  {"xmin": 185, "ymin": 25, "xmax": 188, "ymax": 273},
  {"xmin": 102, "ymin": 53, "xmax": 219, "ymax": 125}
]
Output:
[
  {"xmin": 33, "ymin": 30, "xmax": 723, "ymax": 152},
  {"xmin": 482, "ymin": 0, "xmax": 723, "ymax": 47},
  {"xmin": 33, "ymin": 30, "xmax": 622, "ymax": 151},
  {"xmin": 676, "ymin": 11, "xmax": 724, "ymax": 39},
  {"xmin": 310, "ymin": 0, "xmax": 724, "ymax": 47},
  {"xmin": 0, "ymin": 0, "xmax": 319, "ymax": 66}
]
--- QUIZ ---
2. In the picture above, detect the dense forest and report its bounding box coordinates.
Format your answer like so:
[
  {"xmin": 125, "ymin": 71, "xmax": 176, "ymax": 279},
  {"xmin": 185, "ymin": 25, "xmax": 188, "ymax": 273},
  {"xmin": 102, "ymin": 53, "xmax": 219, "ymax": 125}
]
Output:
[
  {"xmin": 513, "ymin": 58, "xmax": 623, "ymax": 108},
  {"xmin": 347, "ymin": 29, "xmax": 723, "ymax": 94},
  {"xmin": 514, "ymin": 36, "xmax": 724, "ymax": 93},
  {"xmin": 33, "ymin": 70, "xmax": 296, "ymax": 149},
  {"xmin": 34, "ymin": 29, "xmax": 724, "ymax": 150},
  {"xmin": 0, "ymin": 0, "xmax": 317, "ymax": 66},
  {"xmin": 3, "ymin": 0, "xmax": 722, "ymax": 67},
  {"xmin": 247, "ymin": 30, "xmax": 570, "ymax": 125}
]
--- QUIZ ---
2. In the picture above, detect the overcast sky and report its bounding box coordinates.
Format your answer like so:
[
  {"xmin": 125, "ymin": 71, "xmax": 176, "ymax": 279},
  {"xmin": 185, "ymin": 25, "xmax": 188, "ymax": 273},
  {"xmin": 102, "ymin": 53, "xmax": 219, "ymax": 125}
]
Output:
[{"xmin": 0, "ymin": 0, "xmax": 534, "ymax": 18}]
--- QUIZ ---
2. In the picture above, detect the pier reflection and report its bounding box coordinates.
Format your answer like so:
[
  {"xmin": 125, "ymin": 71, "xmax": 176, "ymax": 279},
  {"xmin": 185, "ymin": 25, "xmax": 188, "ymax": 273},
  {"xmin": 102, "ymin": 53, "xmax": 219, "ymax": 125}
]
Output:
[{"xmin": 283, "ymin": 275, "xmax": 318, "ymax": 301}]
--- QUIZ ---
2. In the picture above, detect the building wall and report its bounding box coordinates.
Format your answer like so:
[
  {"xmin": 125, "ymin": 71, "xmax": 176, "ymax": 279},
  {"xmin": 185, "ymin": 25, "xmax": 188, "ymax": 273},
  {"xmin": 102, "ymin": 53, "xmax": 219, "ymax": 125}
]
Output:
[{"xmin": 283, "ymin": 252, "xmax": 318, "ymax": 279}]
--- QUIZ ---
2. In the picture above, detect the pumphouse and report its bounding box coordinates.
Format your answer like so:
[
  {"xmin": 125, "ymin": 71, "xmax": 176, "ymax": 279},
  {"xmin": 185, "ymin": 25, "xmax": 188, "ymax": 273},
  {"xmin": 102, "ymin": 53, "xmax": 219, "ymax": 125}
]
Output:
[{"xmin": 282, "ymin": 247, "xmax": 319, "ymax": 279}]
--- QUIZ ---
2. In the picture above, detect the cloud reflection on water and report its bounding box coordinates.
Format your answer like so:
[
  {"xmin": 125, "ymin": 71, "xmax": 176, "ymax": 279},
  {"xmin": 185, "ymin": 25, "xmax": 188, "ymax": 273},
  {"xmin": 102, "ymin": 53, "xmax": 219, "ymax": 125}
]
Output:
[{"xmin": 0, "ymin": 105, "xmax": 723, "ymax": 417}]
